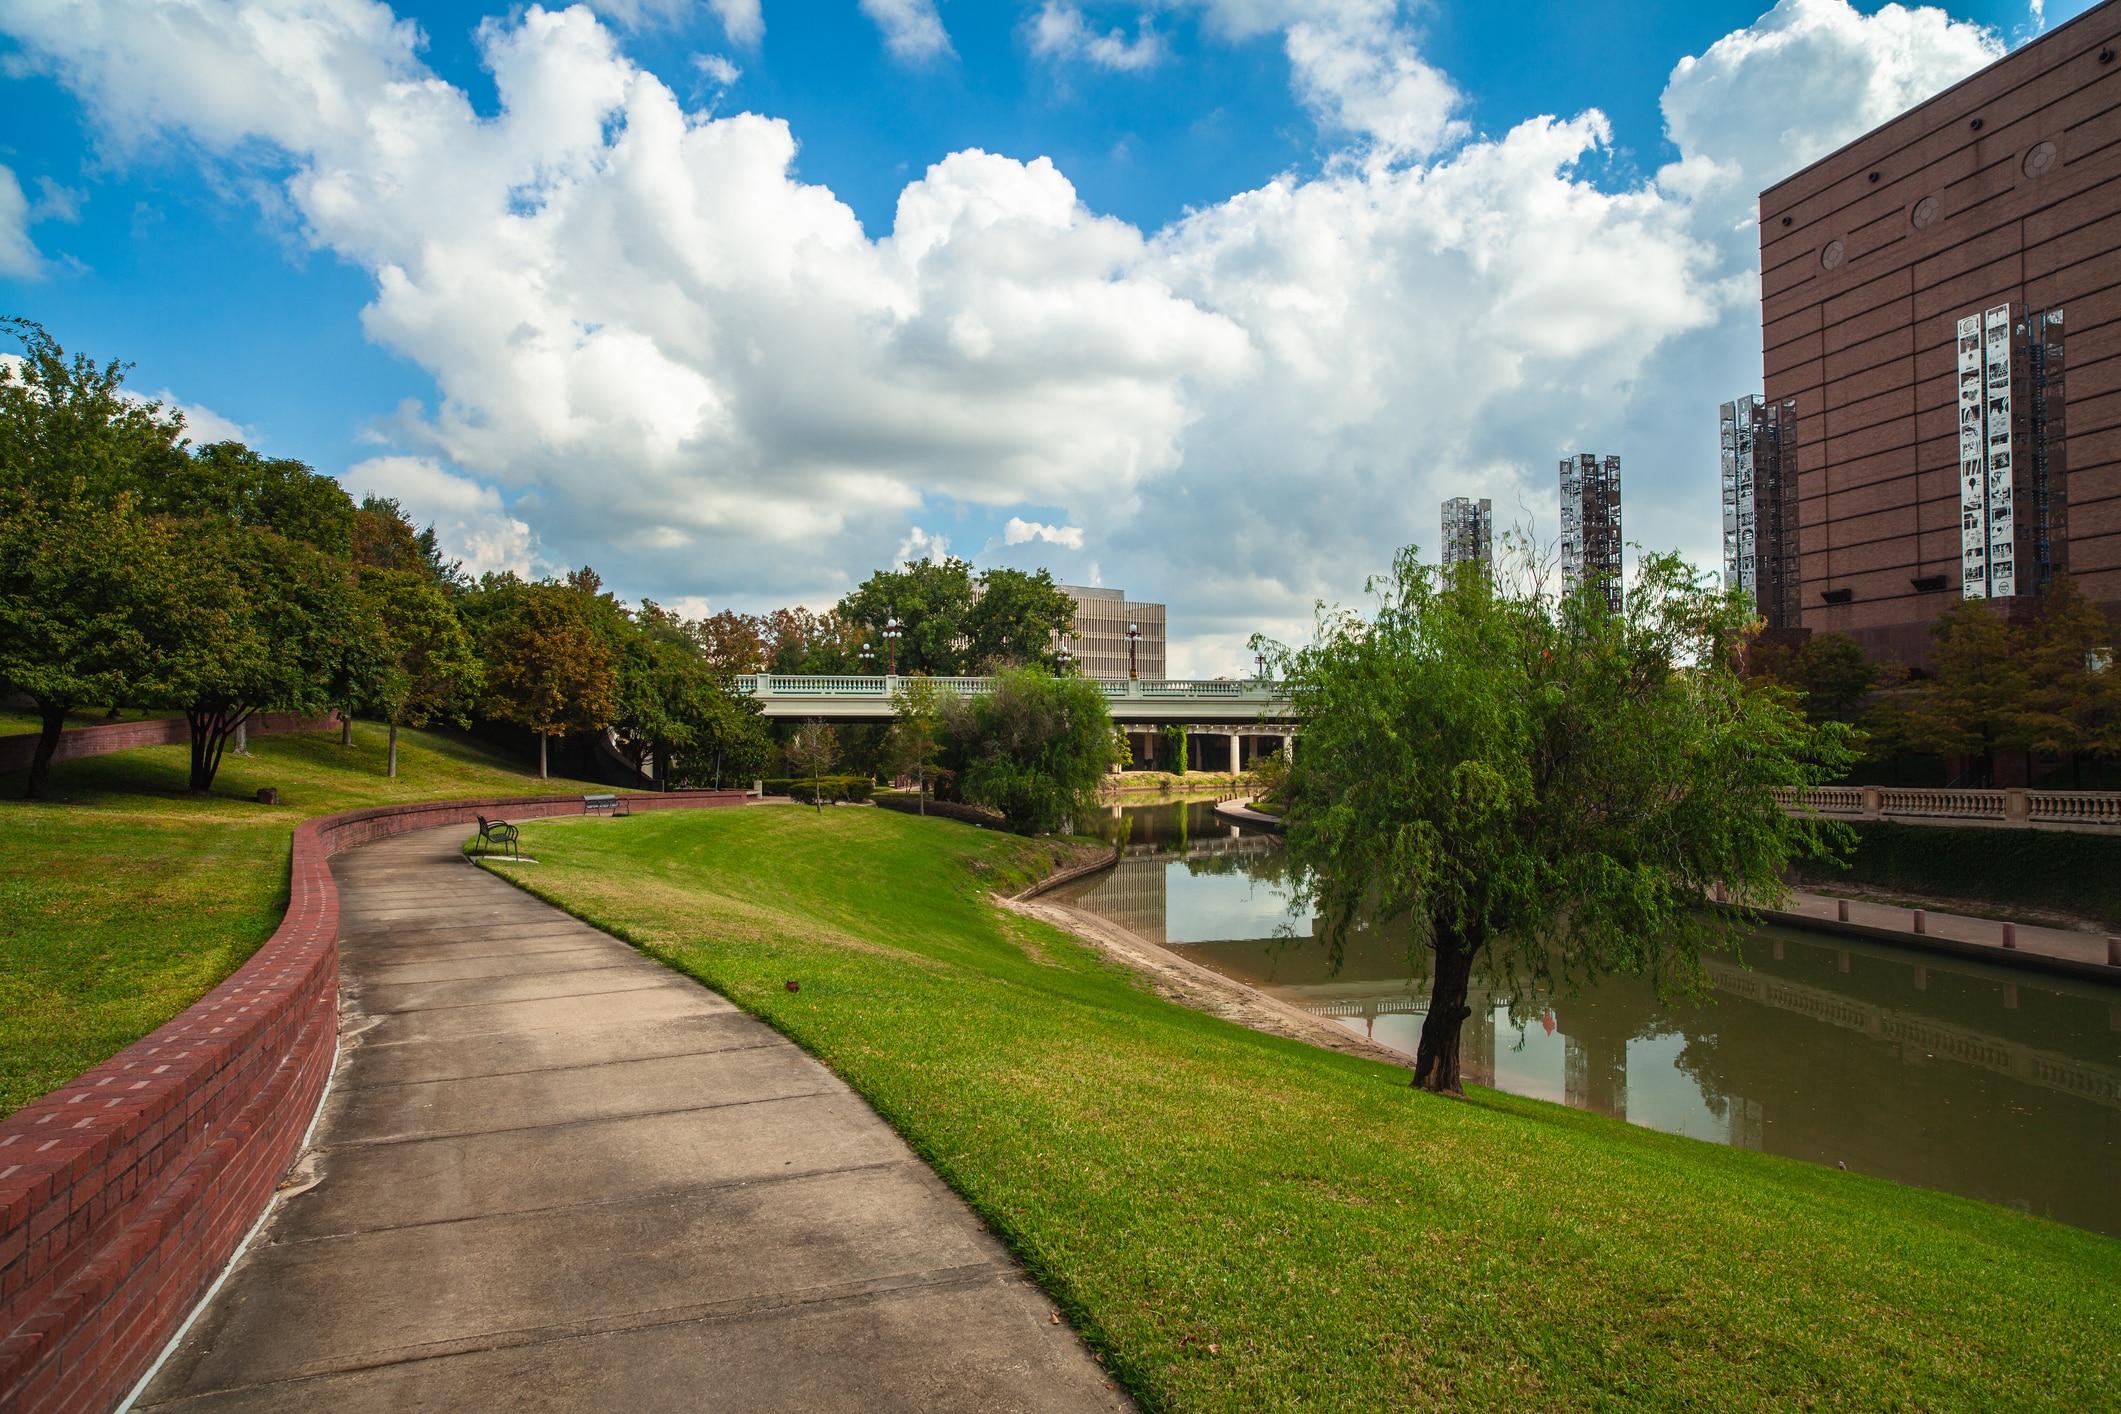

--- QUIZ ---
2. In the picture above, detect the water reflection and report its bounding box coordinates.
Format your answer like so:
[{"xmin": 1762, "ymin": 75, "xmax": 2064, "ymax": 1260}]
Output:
[{"xmin": 1056, "ymin": 800, "xmax": 2121, "ymax": 1235}]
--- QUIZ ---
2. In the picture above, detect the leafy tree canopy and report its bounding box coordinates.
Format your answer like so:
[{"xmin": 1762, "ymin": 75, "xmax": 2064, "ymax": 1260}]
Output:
[
  {"xmin": 963, "ymin": 567, "xmax": 1078, "ymax": 673},
  {"xmin": 839, "ymin": 557, "xmax": 977, "ymax": 675},
  {"xmin": 1274, "ymin": 548, "xmax": 1853, "ymax": 1094},
  {"xmin": 943, "ymin": 668, "xmax": 1121, "ymax": 833},
  {"xmin": 1744, "ymin": 631, "xmax": 1876, "ymax": 725},
  {"xmin": 0, "ymin": 319, "xmax": 189, "ymax": 506}
]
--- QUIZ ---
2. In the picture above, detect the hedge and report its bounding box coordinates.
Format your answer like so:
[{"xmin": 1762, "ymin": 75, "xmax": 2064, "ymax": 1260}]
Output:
[
  {"xmin": 762, "ymin": 775, "xmax": 874, "ymax": 804},
  {"xmin": 1796, "ymin": 820, "xmax": 2121, "ymax": 925}
]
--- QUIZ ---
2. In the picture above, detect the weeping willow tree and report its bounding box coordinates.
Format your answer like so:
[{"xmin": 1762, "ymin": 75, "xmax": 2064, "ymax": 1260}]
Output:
[{"xmin": 1268, "ymin": 544, "xmax": 1853, "ymax": 1094}]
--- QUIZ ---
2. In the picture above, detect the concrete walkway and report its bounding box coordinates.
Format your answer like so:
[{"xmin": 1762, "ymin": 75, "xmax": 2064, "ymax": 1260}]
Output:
[
  {"xmin": 137, "ymin": 825, "xmax": 1129, "ymax": 1412},
  {"xmin": 1775, "ymin": 887, "xmax": 2117, "ymax": 971}
]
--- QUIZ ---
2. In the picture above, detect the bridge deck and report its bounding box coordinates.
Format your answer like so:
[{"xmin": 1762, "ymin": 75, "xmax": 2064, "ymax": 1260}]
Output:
[{"xmin": 738, "ymin": 673, "xmax": 1293, "ymax": 724}]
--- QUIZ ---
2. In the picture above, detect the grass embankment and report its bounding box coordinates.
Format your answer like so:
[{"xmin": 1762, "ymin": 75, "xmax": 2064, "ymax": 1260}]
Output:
[
  {"xmin": 0, "ymin": 725, "xmax": 595, "ymax": 1115},
  {"xmin": 494, "ymin": 808, "xmax": 2120, "ymax": 1413}
]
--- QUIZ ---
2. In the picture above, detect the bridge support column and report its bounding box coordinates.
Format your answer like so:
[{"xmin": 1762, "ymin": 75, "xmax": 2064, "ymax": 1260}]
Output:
[
  {"xmin": 1229, "ymin": 733, "xmax": 1241, "ymax": 775},
  {"xmin": 1282, "ymin": 733, "xmax": 1293, "ymax": 762}
]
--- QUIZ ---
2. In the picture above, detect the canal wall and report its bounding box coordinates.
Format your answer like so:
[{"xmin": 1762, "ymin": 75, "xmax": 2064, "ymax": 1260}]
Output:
[{"xmin": 1795, "ymin": 820, "xmax": 2121, "ymax": 928}]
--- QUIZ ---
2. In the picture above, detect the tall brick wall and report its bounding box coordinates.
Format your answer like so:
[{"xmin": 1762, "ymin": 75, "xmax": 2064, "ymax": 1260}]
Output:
[
  {"xmin": 0, "ymin": 788, "xmax": 749, "ymax": 1414},
  {"xmin": 1760, "ymin": 0, "xmax": 2121, "ymax": 665}
]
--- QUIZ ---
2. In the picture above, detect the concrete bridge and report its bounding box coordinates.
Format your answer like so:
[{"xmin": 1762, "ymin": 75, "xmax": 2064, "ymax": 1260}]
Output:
[
  {"xmin": 735, "ymin": 673, "xmax": 1290, "ymax": 724},
  {"xmin": 736, "ymin": 673, "xmax": 1297, "ymax": 773}
]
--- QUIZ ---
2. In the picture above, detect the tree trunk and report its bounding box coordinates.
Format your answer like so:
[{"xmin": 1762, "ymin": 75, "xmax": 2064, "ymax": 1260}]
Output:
[
  {"xmin": 387, "ymin": 723, "xmax": 398, "ymax": 778},
  {"xmin": 187, "ymin": 707, "xmax": 244, "ymax": 792},
  {"xmin": 539, "ymin": 732, "xmax": 548, "ymax": 779},
  {"xmin": 1413, "ymin": 922, "xmax": 1479, "ymax": 1095},
  {"xmin": 918, "ymin": 765, "xmax": 925, "ymax": 815},
  {"xmin": 24, "ymin": 702, "xmax": 69, "ymax": 800},
  {"xmin": 341, "ymin": 715, "xmax": 353, "ymax": 747}
]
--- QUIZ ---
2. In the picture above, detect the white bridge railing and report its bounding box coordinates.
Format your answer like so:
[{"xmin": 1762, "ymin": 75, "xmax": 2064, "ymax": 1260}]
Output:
[
  {"xmin": 735, "ymin": 673, "xmax": 1285, "ymax": 702},
  {"xmin": 1774, "ymin": 785, "xmax": 2121, "ymax": 833}
]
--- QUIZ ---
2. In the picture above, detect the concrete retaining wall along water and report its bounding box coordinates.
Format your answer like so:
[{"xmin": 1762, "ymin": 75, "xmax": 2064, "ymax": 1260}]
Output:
[
  {"xmin": 0, "ymin": 788, "xmax": 748, "ymax": 1414},
  {"xmin": 0, "ymin": 713, "xmax": 340, "ymax": 777}
]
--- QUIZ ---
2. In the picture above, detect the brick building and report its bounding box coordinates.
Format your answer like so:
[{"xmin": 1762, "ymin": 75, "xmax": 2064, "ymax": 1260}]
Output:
[{"xmin": 1759, "ymin": 0, "xmax": 2120, "ymax": 665}]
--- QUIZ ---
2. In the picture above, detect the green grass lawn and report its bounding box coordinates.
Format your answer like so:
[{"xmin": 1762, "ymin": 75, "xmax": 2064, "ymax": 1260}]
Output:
[
  {"xmin": 0, "ymin": 723, "xmax": 596, "ymax": 1116},
  {"xmin": 493, "ymin": 807, "xmax": 2120, "ymax": 1413}
]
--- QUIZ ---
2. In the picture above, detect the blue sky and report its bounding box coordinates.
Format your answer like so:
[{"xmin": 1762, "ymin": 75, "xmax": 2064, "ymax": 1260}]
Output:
[{"xmin": 0, "ymin": 0, "xmax": 2087, "ymax": 669}]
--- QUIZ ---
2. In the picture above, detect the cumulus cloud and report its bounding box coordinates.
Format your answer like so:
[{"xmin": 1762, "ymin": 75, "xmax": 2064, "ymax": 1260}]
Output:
[
  {"xmin": 1661, "ymin": 0, "xmax": 2000, "ymax": 210},
  {"xmin": 1004, "ymin": 516, "xmax": 1085, "ymax": 548},
  {"xmin": 1029, "ymin": 4, "xmax": 1164, "ymax": 71},
  {"xmin": 859, "ymin": 0, "xmax": 952, "ymax": 61},
  {"xmin": 342, "ymin": 454, "xmax": 538, "ymax": 577},
  {"xmin": 897, "ymin": 525, "xmax": 950, "ymax": 563},
  {"xmin": 0, "ymin": 0, "xmax": 2004, "ymax": 672}
]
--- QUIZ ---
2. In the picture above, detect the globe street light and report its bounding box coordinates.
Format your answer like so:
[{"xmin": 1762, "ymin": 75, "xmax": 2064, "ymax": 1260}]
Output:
[
  {"xmin": 1058, "ymin": 643, "xmax": 1075, "ymax": 675},
  {"xmin": 1125, "ymin": 623, "xmax": 1141, "ymax": 681},
  {"xmin": 884, "ymin": 615, "xmax": 902, "ymax": 675},
  {"xmin": 861, "ymin": 643, "xmax": 875, "ymax": 676}
]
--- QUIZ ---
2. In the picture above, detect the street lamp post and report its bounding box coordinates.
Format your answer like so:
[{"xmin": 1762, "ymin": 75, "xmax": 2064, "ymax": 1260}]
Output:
[
  {"xmin": 1058, "ymin": 643, "xmax": 1075, "ymax": 675},
  {"xmin": 1254, "ymin": 650, "xmax": 1266, "ymax": 683},
  {"xmin": 884, "ymin": 615, "xmax": 902, "ymax": 676},
  {"xmin": 1125, "ymin": 623, "xmax": 1141, "ymax": 681},
  {"xmin": 861, "ymin": 643, "xmax": 875, "ymax": 676}
]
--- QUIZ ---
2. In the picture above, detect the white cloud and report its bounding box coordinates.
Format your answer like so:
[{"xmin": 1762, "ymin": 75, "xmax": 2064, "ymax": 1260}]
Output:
[
  {"xmin": 341, "ymin": 454, "xmax": 538, "ymax": 578},
  {"xmin": 0, "ymin": 165, "xmax": 41, "ymax": 276},
  {"xmin": 143, "ymin": 391, "xmax": 254, "ymax": 444},
  {"xmin": 859, "ymin": 0, "xmax": 952, "ymax": 61},
  {"xmin": 1661, "ymin": 0, "xmax": 2000, "ymax": 210},
  {"xmin": 898, "ymin": 525, "xmax": 950, "ymax": 563},
  {"xmin": 693, "ymin": 52, "xmax": 739, "ymax": 87},
  {"xmin": 708, "ymin": 0, "xmax": 762, "ymax": 45},
  {"xmin": 1004, "ymin": 516, "xmax": 1085, "ymax": 548},
  {"xmin": 1030, "ymin": 4, "xmax": 1164, "ymax": 71},
  {"xmin": 0, "ymin": 0, "xmax": 2003, "ymax": 667}
]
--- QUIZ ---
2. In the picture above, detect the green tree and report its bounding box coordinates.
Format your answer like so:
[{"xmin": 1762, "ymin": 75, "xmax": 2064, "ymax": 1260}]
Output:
[
  {"xmin": 943, "ymin": 668, "xmax": 1122, "ymax": 833},
  {"xmin": 964, "ymin": 567, "xmax": 1078, "ymax": 672},
  {"xmin": 358, "ymin": 568, "xmax": 482, "ymax": 777},
  {"xmin": 1274, "ymin": 546, "xmax": 1852, "ymax": 1094},
  {"xmin": 762, "ymin": 606, "xmax": 867, "ymax": 674},
  {"xmin": 0, "ymin": 320, "xmax": 189, "ymax": 507},
  {"xmin": 1746, "ymin": 631, "xmax": 1876, "ymax": 725},
  {"xmin": 2017, "ymin": 575, "xmax": 2121, "ymax": 785},
  {"xmin": 839, "ymin": 557, "xmax": 977, "ymax": 675},
  {"xmin": 886, "ymin": 675, "xmax": 948, "ymax": 813},
  {"xmin": 1909, "ymin": 598, "xmax": 2029, "ymax": 785},
  {"xmin": 148, "ymin": 524, "xmax": 379, "ymax": 792},
  {"xmin": 151, "ymin": 442, "xmax": 356, "ymax": 555},
  {"xmin": 468, "ymin": 576, "xmax": 618, "ymax": 778},
  {"xmin": 350, "ymin": 495, "xmax": 460, "ymax": 590},
  {"xmin": 0, "ymin": 493, "xmax": 183, "ymax": 796},
  {"xmin": 694, "ymin": 609, "xmax": 769, "ymax": 673}
]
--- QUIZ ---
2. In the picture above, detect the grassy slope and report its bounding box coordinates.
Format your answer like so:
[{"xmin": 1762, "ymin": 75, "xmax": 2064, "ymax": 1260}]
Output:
[
  {"xmin": 495, "ymin": 807, "xmax": 2120, "ymax": 1413},
  {"xmin": 0, "ymin": 724, "xmax": 595, "ymax": 1115}
]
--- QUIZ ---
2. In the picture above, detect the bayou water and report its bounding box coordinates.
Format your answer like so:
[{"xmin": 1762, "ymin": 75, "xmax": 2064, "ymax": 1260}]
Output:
[{"xmin": 1058, "ymin": 797, "xmax": 2121, "ymax": 1236}]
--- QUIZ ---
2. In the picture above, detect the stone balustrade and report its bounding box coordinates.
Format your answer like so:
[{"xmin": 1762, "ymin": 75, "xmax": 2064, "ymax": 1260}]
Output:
[{"xmin": 1773, "ymin": 785, "xmax": 2121, "ymax": 834}]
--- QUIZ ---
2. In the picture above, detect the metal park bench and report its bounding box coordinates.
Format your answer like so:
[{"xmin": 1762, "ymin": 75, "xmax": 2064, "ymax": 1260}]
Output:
[
  {"xmin": 584, "ymin": 793, "xmax": 630, "ymax": 817},
  {"xmin": 473, "ymin": 814, "xmax": 521, "ymax": 859}
]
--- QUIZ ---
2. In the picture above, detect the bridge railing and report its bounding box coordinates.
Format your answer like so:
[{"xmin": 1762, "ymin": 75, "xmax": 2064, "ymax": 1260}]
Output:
[
  {"xmin": 736, "ymin": 673, "xmax": 1286, "ymax": 702},
  {"xmin": 1773, "ymin": 785, "xmax": 2121, "ymax": 833}
]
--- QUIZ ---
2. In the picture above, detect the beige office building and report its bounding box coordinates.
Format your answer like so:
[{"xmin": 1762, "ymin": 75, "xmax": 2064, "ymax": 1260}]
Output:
[{"xmin": 1059, "ymin": 585, "xmax": 1166, "ymax": 679}]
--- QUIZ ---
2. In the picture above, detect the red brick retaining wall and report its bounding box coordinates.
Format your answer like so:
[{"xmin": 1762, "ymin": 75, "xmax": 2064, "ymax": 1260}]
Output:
[
  {"xmin": 0, "ymin": 788, "xmax": 749, "ymax": 1414},
  {"xmin": 0, "ymin": 713, "xmax": 340, "ymax": 776}
]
